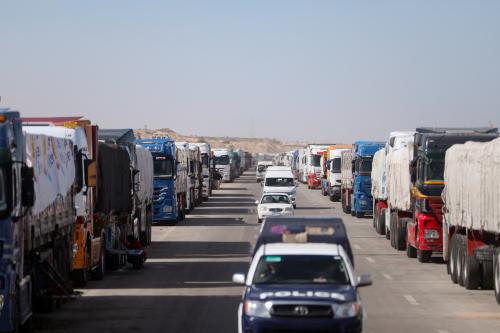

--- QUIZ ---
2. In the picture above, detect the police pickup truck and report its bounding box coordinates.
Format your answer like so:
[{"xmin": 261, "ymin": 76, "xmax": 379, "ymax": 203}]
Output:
[{"xmin": 233, "ymin": 242, "xmax": 371, "ymax": 333}]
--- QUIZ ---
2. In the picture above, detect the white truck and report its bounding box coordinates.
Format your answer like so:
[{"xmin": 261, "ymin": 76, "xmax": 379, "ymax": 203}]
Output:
[
  {"xmin": 213, "ymin": 148, "xmax": 233, "ymax": 182},
  {"xmin": 256, "ymin": 161, "xmax": 273, "ymax": 182},
  {"xmin": 305, "ymin": 144, "xmax": 329, "ymax": 188},
  {"xmin": 262, "ymin": 167, "xmax": 297, "ymax": 208},
  {"xmin": 194, "ymin": 142, "xmax": 212, "ymax": 200},
  {"xmin": 175, "ymin": 142, "xmax": 190, "ymax": 212},
  {"xmin": 443, "ymin": 138, "xmax": 500, "ymax": 302}
]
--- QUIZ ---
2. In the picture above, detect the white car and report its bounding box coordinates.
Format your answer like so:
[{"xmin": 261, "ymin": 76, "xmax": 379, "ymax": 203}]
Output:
[{"xmin": 256, "ymin": 193, "xmax": 294, "ymax": 223}]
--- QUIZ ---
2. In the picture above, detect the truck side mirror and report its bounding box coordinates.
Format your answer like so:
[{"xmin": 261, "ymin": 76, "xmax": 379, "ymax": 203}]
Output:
[
  {"xmin": 85, "ymin": 160, "xmax": 97, "ymax": 187},
  {"xmin": 21, "ymin": 166, "xmax": 35, "ymax": 207}
]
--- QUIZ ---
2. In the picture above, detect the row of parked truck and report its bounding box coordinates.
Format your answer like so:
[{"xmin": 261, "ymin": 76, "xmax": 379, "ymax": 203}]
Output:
[
  {"xmin": 0, "ymin": 107, "xmax": 253, "ymax": 332},
  {"xmin": 300, "ymin": 128, "xmax": 500, "ymax": 305}
]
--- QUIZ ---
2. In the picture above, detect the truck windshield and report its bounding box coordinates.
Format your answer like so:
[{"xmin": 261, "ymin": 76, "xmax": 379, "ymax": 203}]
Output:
[
  {"xmin": 331, "ymin": 158, "xmax": 341, "ymax": 173},
  {"xmin": 359, "ymin": 158, "xmax": 373, "ymax": 173},
  {"xmin": 214, "ymin": 155, "xmax": 230, "ymax": 165},
  {"xmin": 201, "ymin": 154, "xmax": 209, "ymax": 168},
  {"xmin": 153, "ymin": 155, "xmax": 174, "ymax": 177},
  {"xmin": 253, "ymin": 255, "xmax": 350, "ymax": 285},
  {"xmin": 0, "ymin": 168, "xmax": 7, "ymax": 213},
  {"xmin": 424, "ymin": 160, "xmax": 445, "ymax": 181},
  {"xmin": 311, "ymin": 155, "xmax": 321, "ymax": 167},
  {"xmin": 265, "ymin": 177, "xmax": 294, "ymax": 187}
]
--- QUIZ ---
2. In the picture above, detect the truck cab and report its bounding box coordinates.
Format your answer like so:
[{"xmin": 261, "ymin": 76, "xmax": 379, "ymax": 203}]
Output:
[
  {"xmin": 256, "ymin": 161, "xmax": 273, "ymax": 182},
  {"xmin": 213, "ymin": 148, "xmax": 233, "ymax": 182},
  {"xmin": 405, "ymin": 128, "xmax": 499, "ymax": 261},
  {"xmin": 136, "ymin": 138, "xmax": 179, "ymax": 222},
  {"xmin": 351, "ymin": 141, "xmax": 385, "ymax": 218}
]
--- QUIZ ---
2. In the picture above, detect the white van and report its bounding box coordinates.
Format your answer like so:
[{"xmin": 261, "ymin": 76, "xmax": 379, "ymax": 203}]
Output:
[{"xmin": 263, "ymin": 168, "xmax": 297, "ymax": 208}]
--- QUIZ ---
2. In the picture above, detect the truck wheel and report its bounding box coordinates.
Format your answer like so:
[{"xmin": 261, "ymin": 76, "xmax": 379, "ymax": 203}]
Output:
[
  {"xmin": 378, "ymin": 209, "xmax": 387, "ymax": 235},
  {"xmin": 417, "ymin": 250, "xmax": 432, "ymax": 263},
  {"xmin": 356, "ymin": 211, "xmax": 364, "ymax": 218},
  {"xmin": 372, "ymin": 209, "xmax": 377, "ymax": 228},
  {"xmin": 258, "ymin": 218, "xmax": 262, "ymax": 224},
  {"xmin": 481, "ymin": 261, "xmax": 494, "ymax": 290},
  {"xmin": 390, "ymin": 213, "xmax": 396, "ymax": 248},
  {"xmin": 494, "ymin": 248, "xmax": 500, "ymax": 304},
  {"xmin": 342, "ymin": 198, "xmax": 347, "ymax": 213},
  {"xmin": 463, "ymin": 250, "xmax": 481, "ymax": 290},
  {"xmin": 351, "ymin": 209, "xmax": 355, "ymax": 216},
  {"xmin": 457, "ymin": 235, "xmax": 466, "ymax": 286},
  {"xmin": 92, "ymin": 241, "xmax": 106, "ymax": 280},
  {"xmin": 407, "ymin": 243, "xmax": 417, "ymax": 258},
  {"xmin": 396, "ymin": 217, "xmax": 409, "ymax": 251},
  {"xmin": 450, "ymin": 234, "xmax": 459, "ymax": 283}
]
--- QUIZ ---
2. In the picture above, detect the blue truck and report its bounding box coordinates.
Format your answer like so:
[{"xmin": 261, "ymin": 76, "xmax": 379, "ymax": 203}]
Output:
[
  {"xmin": 350, "ymin": 141, "xmax": 385, "ymax": 218},
  {"xmin": 136, "ymin": 137, "xmax": 186, "ymax": 223}
]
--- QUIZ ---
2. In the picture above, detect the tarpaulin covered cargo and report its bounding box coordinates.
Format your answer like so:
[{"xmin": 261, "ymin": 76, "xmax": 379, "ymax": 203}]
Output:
[
  {"xmin": 135, "ymin": 145, "xmax": 153, "ymax": 204},
  {"xmin": 341, "ymin": 150, "xmax": 353, "ymax": 189},
  {"xmin": 443, "ymin": 138, "xmax": 500, "ymax": 233},
  {"xmin": 24, "ymin": 131, "xmax": 76, "ymax": 215},
  {"xmin": 97, "ymin": 142, "xmax": 133, "ymax": 214},
  {"xmin": 371, "ymin": 149, "xmax": 387, "ymax": 200},
  {"xmin": 386, "ymin": 144, "xmax": 413, "ymax": 211}
]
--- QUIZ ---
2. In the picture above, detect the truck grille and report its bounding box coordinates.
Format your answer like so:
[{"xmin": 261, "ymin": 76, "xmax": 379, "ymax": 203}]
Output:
[
  {"xmin": 271, "ymin": 304, "xmax": 333, "ymax": 318},
  {"xmin": 269, "ymin": 208, "xmax": 283, "ymax": 213}
]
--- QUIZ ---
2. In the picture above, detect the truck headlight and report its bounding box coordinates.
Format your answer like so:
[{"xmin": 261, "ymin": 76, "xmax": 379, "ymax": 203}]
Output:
[
  {"xmin": 259, "ymin": 206, "xmax": 267, "ymax": 212},
  {"xmin": 284, "ymin": 207, "xmax": 293, "ymax": 212},
  {"xmin": 244, "ymin": 300, "xmax": 271, "ymax": 318},
  {"xmin": 333, "ymin": 301, "xmax": 361, "ymax": 318},
  {"xmin": 424, "ymin": 229, "xmax": 439, "ymax": 239}
]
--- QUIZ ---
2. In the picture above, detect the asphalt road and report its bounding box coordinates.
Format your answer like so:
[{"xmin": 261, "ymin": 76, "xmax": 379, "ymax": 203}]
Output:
[{"xmin": 34, "ymin": 172, "xmax": 500, "ymax": 333}]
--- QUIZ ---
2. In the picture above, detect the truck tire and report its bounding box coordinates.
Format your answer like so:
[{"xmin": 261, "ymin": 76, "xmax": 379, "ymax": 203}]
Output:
[
  {"xmin": 450, "ymin": 234, "xmax": 459, "ymax": 283},
  {"xmin": 407, "ymin": 243, "xmax": 417, "ymax": 258},
  {"xmin": 463, "ymin": 249, "xmax": 481, "ymax": 290},
  {"xmin": 481, "ymin": 261, "xmax": 494, "ymax": 290},
  {"xmin": 351, "ymin": 209, "xmax": 355, "ymax": 216},
  {"xmin": 457, "ymin": 235, "xmax": 466, "ymax": 287},
  {"xmin": 390, "ymin": 213, "xmax": 396, "ymax": 248},
  {"xmin": 372, "ymin": 208, "xmax": 377, "ymax": 228},
  {"xmin": 494, "ymin": 248, "xmax": 500, "ymax": 304},
  {"xmin": 417, "ymin": 250, "xmax": 432, "ymax": 263},
  {"xmin": 378, "ymin": 208, "xmax": 387, "ymax": 236},
  {"xmin": 321, "ymin": 186, "xmax": 327, "ymax": 196},
  {"xmin": 92, "ymin": 244, "xmax": 106, "ymax": 281},
  {"xmin": 396, "ymin": 217, "xmax": 409, "ymax": 251}
]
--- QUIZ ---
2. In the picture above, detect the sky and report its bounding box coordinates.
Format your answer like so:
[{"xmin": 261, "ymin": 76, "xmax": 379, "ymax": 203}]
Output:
[{"xmin": 1, "ymin": 1, "xmax": 499, "ymax": 142}]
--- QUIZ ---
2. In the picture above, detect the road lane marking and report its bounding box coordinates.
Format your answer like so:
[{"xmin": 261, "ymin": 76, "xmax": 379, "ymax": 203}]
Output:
[
  {"xmin": 438, "ymin": 330, "xmax": 450, "ymax": 333},
  {"xmin": 382, "ymin": 273, "xmax": 393, "ymax": 281},
  {"xmin": 354, "ymin": 245, "xmax": 362, "ymax": 250},
  {"xmin": 366, "ymin": 257, "xmax": 376, "ymax": 264},
  {"xmin": 404, "ymin": 295, "xmax": 419, "ymax": 306}
]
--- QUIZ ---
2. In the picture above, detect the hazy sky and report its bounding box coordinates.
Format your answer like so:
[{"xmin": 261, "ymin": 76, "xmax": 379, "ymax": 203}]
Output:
[{"xmin": 1, "ymin": 1, "xmax": 499, "ymax": 142}]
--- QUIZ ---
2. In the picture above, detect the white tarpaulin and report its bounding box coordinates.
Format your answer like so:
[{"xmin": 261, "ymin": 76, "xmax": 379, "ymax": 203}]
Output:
[
  {"xmin": 443, "ymin": 138, "xmax": 500, "ymax": 233},
  {"xmin": 386, "ymin": 144, "xmax": 413, "ymax": 211},
  {"xmin": 135, "ymin": 145, "xmax": 153, "ymax": 204},
  {"xmin": 24, "ymin": 131, "xmax": 75, "ymax": 215},
  {"xmin": 371, "ymin": 149, "xmax": 387, "ymax": 200}
]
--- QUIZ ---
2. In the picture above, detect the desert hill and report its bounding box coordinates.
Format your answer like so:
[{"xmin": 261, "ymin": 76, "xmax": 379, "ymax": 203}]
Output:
[{"xmin": 134, "ymin": 128, "xmax": 305, "ymax": 154}]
